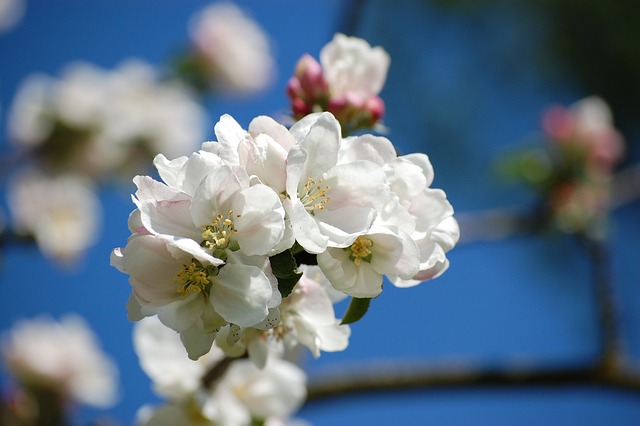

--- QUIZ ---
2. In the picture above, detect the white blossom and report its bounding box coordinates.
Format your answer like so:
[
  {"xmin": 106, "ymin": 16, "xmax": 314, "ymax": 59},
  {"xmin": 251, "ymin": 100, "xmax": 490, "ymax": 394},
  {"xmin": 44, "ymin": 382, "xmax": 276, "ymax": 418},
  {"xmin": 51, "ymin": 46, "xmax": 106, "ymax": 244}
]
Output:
[
  {"xmin": 333, "ymin": 133, "xmax": 459, "ymax": 291},
  {"xmin": 284, "ymin": 112, "xmax": 389, "ymax": 253},
  {"xmin": 203, "ymin": 114, "xmax": 297, "ymax": 194},
  {"xmin": 113, "ymin": 147, "xmax": 286, "ymax": 359},
  {"xmin": 7, "ymin": 170, "xmax": 102, "ymax": 263},
  {"xmin": 1, "ymin": 315, "xmax": 118, "ymax": 407},
  {"xmin": 320, "ymin": 33, "xmax": 390, "ymax": 106},
  {"xmin": 189, "ymin": 2, "xmax": 275, "ymax": 95},
  {"xmin": 217, "ymin": 265, "xmax": 350, "ymax": 367},
  {"xmin": 278, "ymin": 265, "xmax": 350, "ymax": 356},
  {"xmin": 7, "ymin": 60, "xmax": 206, "ymax": 177},
  {"xmin": 133, "ymin": 316, "xmax": 306, "ymax": 426},
  {"xmin": 209, "ymin": 356, "xmax": 306, "ymax": 424},
  {"xmin": 133, "ymin": 316, "xmax": 224, "ymax": 400}
]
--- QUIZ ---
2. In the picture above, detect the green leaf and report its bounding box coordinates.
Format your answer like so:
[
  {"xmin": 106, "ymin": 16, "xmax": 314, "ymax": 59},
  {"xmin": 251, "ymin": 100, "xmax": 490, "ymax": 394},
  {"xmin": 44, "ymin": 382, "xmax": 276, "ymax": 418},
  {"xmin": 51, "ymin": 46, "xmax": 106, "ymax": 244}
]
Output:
[
  {"xmin": 341, "ymin": 297, "xmax": 372, "ymax": 325},
  {"xmin": 269, "ymin": 249, "xmax": 302, "ymax": 298}
]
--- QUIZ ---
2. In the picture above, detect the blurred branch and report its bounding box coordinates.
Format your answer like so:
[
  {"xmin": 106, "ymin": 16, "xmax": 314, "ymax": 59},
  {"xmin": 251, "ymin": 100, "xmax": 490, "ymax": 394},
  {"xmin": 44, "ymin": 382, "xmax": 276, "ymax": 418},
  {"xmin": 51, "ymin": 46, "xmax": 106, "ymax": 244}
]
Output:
[
  {"xmin": 306, "ymin": 164, "xmax": 640, "ymax": 403},
  {"xmin": 579, "ymin": 236, "xmax": 623, "ymax": 371},
  {"xmin": 306, "ymin": 359, "xmax": 640, "ymax": 401},
  {"xmin": 201, "ymin": 356, "xmax": 238, "ymax": 389},
  {"xmin": 611, "ymin": 162, "xmax": 640, "ymax": 209}
]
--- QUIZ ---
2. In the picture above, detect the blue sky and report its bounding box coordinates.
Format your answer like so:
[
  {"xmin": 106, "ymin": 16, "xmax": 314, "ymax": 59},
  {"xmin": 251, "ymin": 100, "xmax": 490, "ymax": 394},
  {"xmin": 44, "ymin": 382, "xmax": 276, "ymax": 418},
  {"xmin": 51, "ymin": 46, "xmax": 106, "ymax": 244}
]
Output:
[{"xmin": 1, "ymin": 1, "xmax": 639, "ymax": 425}]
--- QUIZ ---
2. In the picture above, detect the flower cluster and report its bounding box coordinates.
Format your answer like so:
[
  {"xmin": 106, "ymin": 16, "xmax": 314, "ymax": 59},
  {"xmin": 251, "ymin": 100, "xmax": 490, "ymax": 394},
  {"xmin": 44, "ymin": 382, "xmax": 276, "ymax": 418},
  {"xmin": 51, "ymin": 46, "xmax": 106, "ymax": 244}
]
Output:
[
  {"xmin": 287, "ymin": 33, "xmax": 390, "ymax": 134},
  {"xmin": 134, "ymin": 316, "xmax": 307, "ymax": 426},
  {"xmin": 112, "ymin": 109, "xmax": 458, "ymax": 362},
  {"xmin": 504, "ymin": 96, "xmax": 625, "ymax": 236},
  {"xmin": 8, "ymin": 60, "xmax": 205, "ymax": 179}
]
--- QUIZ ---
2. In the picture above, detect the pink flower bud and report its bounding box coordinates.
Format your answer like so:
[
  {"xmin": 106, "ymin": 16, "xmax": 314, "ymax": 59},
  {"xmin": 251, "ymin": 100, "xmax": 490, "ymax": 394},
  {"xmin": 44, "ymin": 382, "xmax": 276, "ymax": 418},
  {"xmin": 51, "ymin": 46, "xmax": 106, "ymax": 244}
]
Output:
[
  {"xmin": 542, "ymin": 106, "xmax": 575, "ymax": 142},
  {"xmin": 364, "ymin": 96, "xmax": 385, "ymax": 123}
]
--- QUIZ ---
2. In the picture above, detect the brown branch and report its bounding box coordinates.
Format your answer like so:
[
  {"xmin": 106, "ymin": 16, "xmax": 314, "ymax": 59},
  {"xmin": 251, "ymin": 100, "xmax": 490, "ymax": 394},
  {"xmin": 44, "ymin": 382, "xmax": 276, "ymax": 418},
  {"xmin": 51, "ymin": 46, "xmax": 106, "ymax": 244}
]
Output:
[
  {"xmin": 579, "ymin": 236, "xmax": 623, "ymax": 371},
  {"xmin": 201, "ymin": 356, "xmax": 241, "ymax": 389},
  {"xmin": 306, "ymin": 359, "xmax": 640, "ymax": 402}
]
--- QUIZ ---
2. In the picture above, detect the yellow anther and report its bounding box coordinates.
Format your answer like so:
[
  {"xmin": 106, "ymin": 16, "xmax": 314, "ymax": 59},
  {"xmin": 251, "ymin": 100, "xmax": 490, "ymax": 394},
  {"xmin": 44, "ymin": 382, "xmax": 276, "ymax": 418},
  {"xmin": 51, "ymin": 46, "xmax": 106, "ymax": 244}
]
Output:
[
  {"xmin": 176, "ymin": 261, "xmax": 211, "ymax": 296},
  {"xmin": 301, "ymin": 176, "xmax": 331, "ymax": 214},
  {"xmin": 201, "ymin": 211, "xmax": 239, "ymax": 252},
  {"xmin": 350, "ymin": 236, "xmax": 373, "ymax": 266}
]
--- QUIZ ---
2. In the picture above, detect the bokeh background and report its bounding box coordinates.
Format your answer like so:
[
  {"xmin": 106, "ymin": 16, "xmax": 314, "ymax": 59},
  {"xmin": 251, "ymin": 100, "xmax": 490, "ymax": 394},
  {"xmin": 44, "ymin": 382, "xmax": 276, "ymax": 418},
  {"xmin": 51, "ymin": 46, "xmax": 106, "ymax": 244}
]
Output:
[{"xmin": 1, "ymin": 0, "xmax": 639, "ymax": 424}]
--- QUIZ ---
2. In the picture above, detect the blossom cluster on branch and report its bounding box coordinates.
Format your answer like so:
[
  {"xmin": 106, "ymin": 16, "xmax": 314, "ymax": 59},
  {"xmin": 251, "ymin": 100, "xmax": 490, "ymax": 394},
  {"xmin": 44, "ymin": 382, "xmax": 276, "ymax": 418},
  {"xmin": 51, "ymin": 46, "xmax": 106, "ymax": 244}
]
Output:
[
  {"xmin": 109, "ymin": 33, "xmax": 458, "ymax": 425},
  {"xmin": 111, "ymin": 107, "xmax": 458, "ymax": 362},
  {"xmin": 501, "ymin": 96, "xmax": 625, "ymax": 238}
]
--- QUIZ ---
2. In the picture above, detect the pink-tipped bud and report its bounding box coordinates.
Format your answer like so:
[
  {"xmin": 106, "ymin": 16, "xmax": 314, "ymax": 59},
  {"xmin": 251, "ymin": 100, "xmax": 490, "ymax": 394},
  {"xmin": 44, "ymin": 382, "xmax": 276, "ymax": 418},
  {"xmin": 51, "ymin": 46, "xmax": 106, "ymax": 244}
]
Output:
[
  {"xmin": 294, "ymin": 54, "xmax": 327, "ymax": 98},
  {"xmin": 291, "ymin": 98, "xmax": 311, "ymax": 118},
  {"xmin": 364, "ymin": 96, "xmax": 385, "ymax": 123},
  {"xmin": 542, "ymin": 106, "xmax": 575, "ymax": 142}
]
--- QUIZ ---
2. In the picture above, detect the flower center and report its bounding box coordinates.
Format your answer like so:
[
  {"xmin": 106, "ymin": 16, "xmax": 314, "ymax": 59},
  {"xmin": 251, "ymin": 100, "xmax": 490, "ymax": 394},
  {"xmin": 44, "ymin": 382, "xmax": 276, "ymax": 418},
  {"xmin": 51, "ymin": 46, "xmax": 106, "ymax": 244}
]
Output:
[
  {"xmin": 348, "ymin": 236, "xmax": 373, "ymax": 266},
  {"xmin": 175, "ymin": 259, "xmax": 216, "ymax": 296},
  {"xmin": 300, "ymin": 176, "xmax": 330, "ymax": 215},
  {"xmin": 201, "ymin": 210, "xmax": 240, "ymax": 256}
]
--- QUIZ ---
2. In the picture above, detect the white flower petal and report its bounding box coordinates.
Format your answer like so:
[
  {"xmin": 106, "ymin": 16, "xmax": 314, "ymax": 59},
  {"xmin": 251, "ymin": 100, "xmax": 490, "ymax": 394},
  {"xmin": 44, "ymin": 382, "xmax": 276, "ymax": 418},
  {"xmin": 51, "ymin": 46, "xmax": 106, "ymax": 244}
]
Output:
[{"xmin": 210, "ymin": 264, "xmax": 272, "ymax": 327}]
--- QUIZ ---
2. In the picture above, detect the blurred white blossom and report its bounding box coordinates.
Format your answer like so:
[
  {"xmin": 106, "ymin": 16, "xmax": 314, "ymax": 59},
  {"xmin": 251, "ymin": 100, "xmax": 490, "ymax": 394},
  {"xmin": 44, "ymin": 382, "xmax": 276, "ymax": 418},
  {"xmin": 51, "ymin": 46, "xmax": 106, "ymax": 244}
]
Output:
[
  {"xmin": 543, "ymin": 95, "xmax": 625, "ymax": 172},
  {"xmin": 7, "ymin": 170, "xmax": 102, "ymax": 263},
  {"xmin": 134, "ymin": 316, "xmax": 306, "ymax": 426},
  {"xmin": 1, "ymin": 315, "xmax": 118, "ymax": 407},
  {"xmin": 7, "ymin": 60, "xmax": 206, "ymax": 178},
  {"xmin": 0, "ymin": 0, "xmax": 25, "ymax": 32},
  {"xmin": 189, "ymin": 2, "xmax": 275, "ymax": 95}
]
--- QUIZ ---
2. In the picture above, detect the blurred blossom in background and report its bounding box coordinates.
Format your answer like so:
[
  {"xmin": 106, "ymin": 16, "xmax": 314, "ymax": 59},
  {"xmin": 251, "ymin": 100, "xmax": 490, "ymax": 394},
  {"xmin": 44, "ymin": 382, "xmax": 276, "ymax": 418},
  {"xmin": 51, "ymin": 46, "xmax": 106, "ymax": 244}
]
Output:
[
  {"xmin": 1, "ymin": 315, "xmax": 118, "ymax": 409},
  {"xmin": 7, "ymin": 60, "xmax": 206, "ymax": 179},
  {"xmin": 0, "ymin": 0, "xmax": 24, "ymax": 33},
  {"xmin": 7, "ymin": 170, "xmax": 101, "ymax": 264},
  {"xmin": 182, "ymin": 1, "xmax": 276, "ymax": 96}
]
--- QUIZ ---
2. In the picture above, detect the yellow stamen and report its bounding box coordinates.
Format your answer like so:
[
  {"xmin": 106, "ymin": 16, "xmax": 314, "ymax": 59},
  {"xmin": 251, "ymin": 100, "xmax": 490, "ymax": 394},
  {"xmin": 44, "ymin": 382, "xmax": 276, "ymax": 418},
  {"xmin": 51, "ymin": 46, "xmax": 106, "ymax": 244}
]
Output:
[
  {"xmin": 300, "ymin": 176, "xmax": 331, "ymax": 214},
  {"xmin": 201, "ymin": 210, "xmax": 239, "ymax": 251},
  {"xmin": 350, "ymin": 236, "xmax": 373, "ymax": 266},
  {"xmin": 175, "ymin": 260, "xmax": 211, "ymax": 296}
]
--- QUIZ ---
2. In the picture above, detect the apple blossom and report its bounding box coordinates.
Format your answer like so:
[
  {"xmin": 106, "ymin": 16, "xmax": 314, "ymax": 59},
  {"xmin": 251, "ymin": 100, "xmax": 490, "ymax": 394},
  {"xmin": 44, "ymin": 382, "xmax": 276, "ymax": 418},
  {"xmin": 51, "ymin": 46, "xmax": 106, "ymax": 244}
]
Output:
[
  {"xmin": 113, "ymin": 146, "xmax": 287, "ymax": 359},
  {"xmin": 133, "ymin": 316, "xmax": 225, "ymax": 400},
  {"xmin": 216, "ymin": 265, "xmax": 350, "ymax": 367},
  {"xmin": 188, "ymin": 2, "xmax": 274, "ymax": 95},
  {"xmin": 510, "ymin": 96, "xmax": 625, "ymax": 236},
  {"xmin": 7, "ymin": 60, "xmax": 206, "ymax": 178},
  {"xmin": 333, "ymin": 132, "xmax": 459, "ymax": 291},
  {"xmin": 284, "ymin": 112, "xmax": 390, "ymax": 253},
  {"xmin": 1, "ymin": 315, "xmax": 118, "ymax": 408},
  {"xmin": 317, "ymin": 223, "xmax": 420, "ymax": 298},
  {"xmin": 133, "ymin": 316, "xmax": 306, "ymax": 426},
  {"xmin": 202, "ymin": 114, "xmax": 298, "ymax": 195},
  {"xmin": 7, "ymin": 170, "xmax": 102, "ymax": 264},
  {"xmin": 276, "ymin": 264, "xmax": 351, "ymax": 356},
  {"xmin": 542, "ymin": 96, "xmax": 624, "ymax": 172},
  {"xmin": 288, "ymin": 33, "xmax": 390, "ymax": 132}
]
